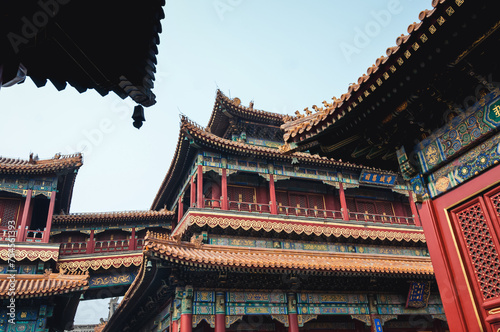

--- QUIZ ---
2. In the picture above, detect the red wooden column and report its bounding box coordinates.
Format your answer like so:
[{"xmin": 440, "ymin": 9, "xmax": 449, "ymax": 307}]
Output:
[
  {"xmin": 338, "ymin": 183, "xmax": 349, "ymax": 221},
  {"xmin": 178, "ymin": 196, "xmax": 184, "ymax": 223},
  {"xmin": 408, "ymin": 190, "xmax": 421, "ymax": 226},
  {"xmin": 215, "ymin": 291, "xmax": 225, "ymax": 332},
  {"xmin": 86, "ymin": 230, "xmax": 95, "ymax": 254},
  {"xmin": 190, "ymin": 174, "xmax": 196, "ymax": 207},
  {"xmin": 16, "ymin": 189, "xmax": 32, "ymax": 242},
  {"xmin": 42, "ymin": 191, "xmax": 56, "ymax": 243},
  {"xmin": 180, "ymin": 286, "xmax": 193, "ymax": 332},
  {"xmin": 172, "ymin": 287, "xmax": 183, "ymax": 332},
  {"xmin": 269, "ymin": 174, "xmax": 277, "ymax": 215},
  {"xmin": 287, "ymin": 293, "xmax": 299, "ymax": 332},
  {"xmin": 212, "ymin": 182, "xmax": 221, "ymax": 208},
  {"xmin": 221, "ymin": 168, "xmax": 228, "ymax": 210},
  {"xmin": 130, "ymin": 227, "xmax": 137, "ymax": 250},
  {"xmin": 197, "ymin": 165, "xmax": 204, "ymax": 208}
]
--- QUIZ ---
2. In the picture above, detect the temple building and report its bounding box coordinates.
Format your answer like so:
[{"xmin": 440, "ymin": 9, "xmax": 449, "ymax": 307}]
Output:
[
  {"xmin": 0, "ymin": 153, "xmax": 89, "ymax": 331},
  {"xmin": 102, "ymin": 91, "xmax": 446, "ymax": 332},
  {"xmin": 280, "ymin": 0, "xmax": 499, "ymax": 330},
  {"xmin": 0, "ymin": 153, "xmax": 174, "ymax": 331}
]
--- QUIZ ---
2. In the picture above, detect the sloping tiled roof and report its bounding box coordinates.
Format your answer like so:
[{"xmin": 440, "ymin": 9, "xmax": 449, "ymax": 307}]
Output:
[
  {"xmin": 53, "ymin": 209, "xmax": 174, "ymax": 224},
  {"xmin": 207, "ymin": 90, "xmax": 284, "ymax": 137},
  {"xmin": 0, "ymin": 270, "xmax": 89, "ymax": 298},
  {"xmin": 144, "ymin": 232, "xmax": 433, "ymax": 275},
  {"xmin": 280, "ymin": 0, "xmax": 456, "ymax": 146},
  {"xmin": 188, "ymin": 117, "xmax": 382, "ymax": 168},
  {"xmin": 1, "ymin": 1, "xmax": 165, "ymax": 107},
  {"xmin": 151, "ymin": 116, "xmax": 391, "ymax": 210},
  {"xmin": 0, "ymin": 153, "xmax": 83, "ymax": 175}
]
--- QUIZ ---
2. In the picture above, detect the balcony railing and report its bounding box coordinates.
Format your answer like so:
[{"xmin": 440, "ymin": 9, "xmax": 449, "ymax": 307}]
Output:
[
  {"xmin": 0, "ymin": 228, "xmax": 16, "ymax": 241},
  {"xmin": 136, "ymin": 238, "xmax": 145, "ymax": 250},
  {"xmin": 94, "ymin": 239, "xmax": 130, "ymax": 253},
  {"xmin": 277, "ymin": 205, "xmax": 343, "ymax": 219},
  {"xmin": 228, "ymin": 200, "xmax": 270, "ymax": 213},
  {"xmin": 0, "ymin": 227, "xmax": 48, "ymax": 243},
  {"xmin": 25, "ymin": 230, "xmax": 45, "ymax": 242},
  {"xmin": 61, "ymin": 241, "xmax": 87, "ymax": 255},
  {"xmin": 348, "ymin": 211, "xmax": 414, "ymax": 225},
  {"xmin": 204, "ymin": 198, "xmax": 222, "ymax": 209},
  {"xmin": 57, "ymin": 238, "xmax": 142, "ymax": 256},
  {"xmin": 204, "ymin": 199, "xmax": 271, "ymax": 213},
  {"xmin": 201, "ymin": 199, "xmax": 414, "ymax": 225}
]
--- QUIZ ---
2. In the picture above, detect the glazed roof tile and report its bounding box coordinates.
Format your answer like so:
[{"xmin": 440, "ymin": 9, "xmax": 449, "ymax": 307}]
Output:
[
  {"xmin": 145, "ymin": 233, "xmax": 433, "ymax": 275},
  {"xmin": 151, "ymin": 116, "xmax": 392, "ymax": 209},
  {"xmin": 207, "ymin": 90, "xmax": 284, "ymax": 137},
  {"xmin": 0, "ymin": 153, "xmax": 83, "ymax": 175},
  {"xmin": 0, "ymin": 270, "xmax": 89, "ymax": 298},
  {"xmin": 53, "ymin": 209, "xmax": 174, "ymax": 224},
  {"xmin": 187, "ymin": 117, "xmax": 382, "ymax": 169},
  {"xmin": 281, "ymin": 0, "xmax": 452, "ymax": 145}
]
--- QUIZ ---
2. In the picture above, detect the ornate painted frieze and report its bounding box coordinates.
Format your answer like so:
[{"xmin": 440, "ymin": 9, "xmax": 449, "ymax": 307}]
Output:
[
  {"xmin": 193, "ymin": 291, "xmax": 215, "ymax": 315},
  {"xmin": 297, "ymin": 314, "xmax": 318, "ymax": 327},
  {"xmin": 183, "ymin": 212, "xmax": 426, "ymax": 243},
  {"xmin": 209, "ymin": 235, "xmax": 428, "ymax": 257},
  {"xmin": 192, "ymin": 315, "xmax": 215, "ymax": 328},
  {"xmin": 225, "ymin": 315, "xmax": 243, "ymax": 328},
  {"xmin": 377, "ymin": 294, "xmax": 443, "ymax": 315},
  {"xmin": 226, "ymin": 304, "xmax": 287, "ymax": 315},
  {"xmin": 297, "ymin": 293, "xmax": 369, "ymax": 315},
  {"xmin": 271, "ymin": 314, "xmax": 289, "ymax": 327},
  {"xmin": 0, "ymin": 176, "xmax": 57, "ymax": 198},
  {"xmin": 297, "ymin": 304, "xmax": 369, "ymax": 315},
  {"xmin": 225, "ymin": 291, "xmax": 287, "ymax": 315},
  {"xmin": 415, "ymin": 91, "xmax": 500, "ymax": 174},
  {"xmin": 0, "ymin": 245, "xmax": 59, "ymax": 262},
  {"xmin": 57, "ymin": 253, "xmax": 142, "ymax": 272},
  {"xmin": 427, "ymin": 130, "xmax": 500, "ymax": 197},
  {"xmin": 297, "ymin": 293, "xmax": 368, "ymax": 304},
  {"xmin": 0, "ymin": 304, "xmax": 53, "ymax": 331},
  {"xmin": 88, "ymin": 272, "xmax": 137, "ymax": 288},
  {"xmin": 246, "ymin": 137, "xmax": 282, "ymax": 149},
  {"xmin": 226, "ymin": 291, "xmax": 286, "ymax": 303},
  {"xmin": 408, "ymin": 91, "xmax": 500, "ymax": 198}
]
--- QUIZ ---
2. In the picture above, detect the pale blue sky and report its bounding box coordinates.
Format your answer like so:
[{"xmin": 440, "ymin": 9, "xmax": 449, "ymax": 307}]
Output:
[{"xmin": 1, "ymin": 0, "xmax": 428, "ymax": 324}]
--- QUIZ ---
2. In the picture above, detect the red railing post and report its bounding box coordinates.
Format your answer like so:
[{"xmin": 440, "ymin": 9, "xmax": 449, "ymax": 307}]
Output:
[
  {"xmin": 42, "ymin": 191, "xmax": 56, "ymax": 243},
  {"xmin": 16, "ymin": 189, "xmax": 32, "ymax": 242}
]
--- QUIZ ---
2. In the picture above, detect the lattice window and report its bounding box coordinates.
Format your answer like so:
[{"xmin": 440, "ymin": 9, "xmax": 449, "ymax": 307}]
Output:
[
  {"xmin": 228, "ymin": 186, "xmax": 255, "ymax": 211},
  {"xmin": 402, "ymin": 203, "xmax": 413, "ymax": 217},
  {"xmin": 455, "ymin": 201, "xmax": 500, "ymax": 300},
  {"xmin": 290, "ymin": 194, "xmax": 308, "ymax": 216},
  {"xmin": 488, "ymin": 190, "xmax": 500, "ymax": 220},
  {"xmin": 276, "ymin": 191, "xmax": 289, "ymax": 213},
  {"xmin": 307, "ymin": 194, "xmax": 325, "ymax": 216},
  {"xmin": 358, "ymin": 201, "xmax": 376, "ymax": 215},
  {"xmin": 0, "ymin": 199, "xmax": 21, "ymax": 227},
  {"xmin": 378, "ymin": 201, "xmax": 394, "ymax": 216},
  {"xmin": 346, "ymin": 198, "xmax": 356, "ymax": 212}
]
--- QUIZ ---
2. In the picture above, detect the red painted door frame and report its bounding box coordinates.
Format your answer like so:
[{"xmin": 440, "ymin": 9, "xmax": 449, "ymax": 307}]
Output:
[{"xmin": 418, "ymin": 163, "xmax": 500, "ymax": 331}]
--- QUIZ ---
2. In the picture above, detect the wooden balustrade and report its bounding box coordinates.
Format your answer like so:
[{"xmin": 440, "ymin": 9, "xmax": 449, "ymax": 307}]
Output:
[
  {"xmin": 24, "ymin": 229, "xmax": 45, "ymax": 243},
  {"xmin": 60, "ymin": 241, "xmax": 87, "ymax": 255},
  {"xmin": 201, "ymin": 198, "xmax": 414, "ymax": 225},
  {"xmin": 348, "ymin": 211, "xmax": 415, "ymax": 225},
  {"xmin": 94, "ymin": 239, "xmax": 130, "ymax": 253}
]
